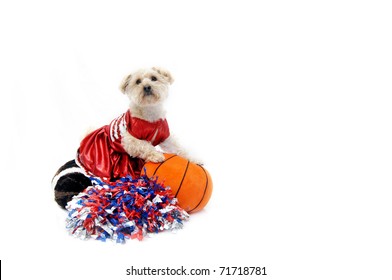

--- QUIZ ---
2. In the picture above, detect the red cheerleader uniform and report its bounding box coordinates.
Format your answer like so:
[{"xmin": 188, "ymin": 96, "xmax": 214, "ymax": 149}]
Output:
[{"xmin": 77, "ymin": 110, "xmax": 170, "ymax": 180}]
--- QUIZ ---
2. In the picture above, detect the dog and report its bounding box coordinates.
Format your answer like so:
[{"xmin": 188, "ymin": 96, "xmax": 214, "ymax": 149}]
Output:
[
  {"xmin": 118, "ymin": 66, "xmax": 186, "ymax": 163},
  {"xmin": 53, "ymin": 67, "xmax": 192, "ymax": 208}
]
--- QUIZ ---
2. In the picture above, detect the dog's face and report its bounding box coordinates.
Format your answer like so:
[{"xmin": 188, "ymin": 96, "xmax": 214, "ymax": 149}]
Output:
[{"xmin": 120, "ymin": 67, "xmax": 174, "ymax": 107}]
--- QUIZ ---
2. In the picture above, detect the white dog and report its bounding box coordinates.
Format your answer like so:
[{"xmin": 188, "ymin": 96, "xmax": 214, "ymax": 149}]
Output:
[
  {"xmin": 76, "ymin": 67, "xmax": 190, "ymax": 180},
  {"xmin": 119, "ymin": 67, "xmax": 186, "ymax": 162}
]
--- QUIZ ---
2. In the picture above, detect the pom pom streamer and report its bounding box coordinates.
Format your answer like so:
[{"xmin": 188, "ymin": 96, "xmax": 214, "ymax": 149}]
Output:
[{"xmin": 65, "ymin": 175, "xmax": 189, "ymax": 243}]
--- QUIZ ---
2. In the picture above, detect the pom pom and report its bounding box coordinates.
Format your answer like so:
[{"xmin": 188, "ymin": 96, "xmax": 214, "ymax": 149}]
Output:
[{"xmin": 65, "ymin": 175, "xmax": 189, "ymax": 243}]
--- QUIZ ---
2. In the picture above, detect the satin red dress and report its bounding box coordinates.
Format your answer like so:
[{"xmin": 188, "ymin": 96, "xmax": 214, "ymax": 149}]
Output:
[{"xmin": 77, "ymin": 110, "xmax": 170, "ymax": 180}]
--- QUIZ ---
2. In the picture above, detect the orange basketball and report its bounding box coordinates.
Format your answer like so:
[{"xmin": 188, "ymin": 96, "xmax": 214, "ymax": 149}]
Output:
[{"xmin": 142, "ymin": 153, "xmax": 213, "ymax": 213}]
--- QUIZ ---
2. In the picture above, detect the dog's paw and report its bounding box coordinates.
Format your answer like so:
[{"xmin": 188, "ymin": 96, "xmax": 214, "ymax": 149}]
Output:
[
  {"xmin": 177, "ymin": 152, "xmax": 204, "ymax": 166},
  {"xmin": 145, "ymin": 151, "xmax": 165, "ymax": 163},
  {"xmin": 188, "ymin": 156, "xmax": 204, "ymax": 166}
]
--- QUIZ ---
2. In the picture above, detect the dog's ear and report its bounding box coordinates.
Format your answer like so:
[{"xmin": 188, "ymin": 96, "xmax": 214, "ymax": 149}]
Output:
[
  {"xmin": 120, "ymin": 74, "xmax": 132, "ymax": 93},
  {"xmin": 152, "ymin": 67, "xmax": 174, "ymax": 84}
]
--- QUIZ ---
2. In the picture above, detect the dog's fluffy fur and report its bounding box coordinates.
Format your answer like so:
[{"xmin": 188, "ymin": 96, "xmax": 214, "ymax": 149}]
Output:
[{"xmin": 119, "ymin": 67, "xmax": 188, "ymax": 163}]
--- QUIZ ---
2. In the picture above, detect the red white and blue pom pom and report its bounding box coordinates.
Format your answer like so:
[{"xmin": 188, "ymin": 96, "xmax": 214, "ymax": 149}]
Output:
[{"xmin": 65, "ymin": 175, "xmax": 189, "ymax": 243}]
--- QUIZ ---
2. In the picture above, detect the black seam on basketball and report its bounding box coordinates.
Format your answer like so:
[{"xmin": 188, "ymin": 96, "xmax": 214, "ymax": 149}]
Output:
[
  {"xmin": 175, "ymin": 160, "xmax": 190, "ymax": 198},
  {"xmin": 189, "ymin": 165, "xmax": 209, "ymax": 213},
  {"xmin": 152, "ymin": 154, "xmax": 177, "ymax": 176}
]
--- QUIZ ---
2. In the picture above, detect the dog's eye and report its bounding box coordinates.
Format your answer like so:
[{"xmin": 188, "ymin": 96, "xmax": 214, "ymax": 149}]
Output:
[
  {"xmin": 151, "ymin": 76, "xmax": 157, "ymax": 81},
  {"xmin": 136, "ymin": 79, "xmax": 141, "ymax": 85}
]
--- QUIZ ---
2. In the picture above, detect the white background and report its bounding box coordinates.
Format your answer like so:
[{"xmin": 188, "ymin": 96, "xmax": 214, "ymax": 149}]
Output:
[{"xmin": 0, "ymin": 0, "xmax": 391, "ymax": 279}]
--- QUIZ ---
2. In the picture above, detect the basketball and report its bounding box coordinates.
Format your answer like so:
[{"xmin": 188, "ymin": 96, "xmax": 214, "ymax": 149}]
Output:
[{"xmin": 142, "ymin": 153, "xmax": 213, "ymax": 213}]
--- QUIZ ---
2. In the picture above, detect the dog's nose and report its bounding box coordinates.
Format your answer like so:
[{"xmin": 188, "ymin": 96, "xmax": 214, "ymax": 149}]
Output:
[{"xmin": 143, "ymin": 85, "xmax": 152, "ymax": 93}]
